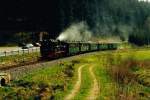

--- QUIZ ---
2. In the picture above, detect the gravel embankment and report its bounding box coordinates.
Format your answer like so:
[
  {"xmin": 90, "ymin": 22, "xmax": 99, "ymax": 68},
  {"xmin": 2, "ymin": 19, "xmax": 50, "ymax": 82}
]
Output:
[{"xmin": 1, "ymin": 52, "xmax": 96, "ymax": 80}]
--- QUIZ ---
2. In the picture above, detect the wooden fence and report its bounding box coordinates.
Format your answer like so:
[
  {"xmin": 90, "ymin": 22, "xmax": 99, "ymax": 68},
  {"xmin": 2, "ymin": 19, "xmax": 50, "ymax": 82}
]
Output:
[{"xmin": 0, "ymin": 47, "xmax": 40, "ymax": 57}]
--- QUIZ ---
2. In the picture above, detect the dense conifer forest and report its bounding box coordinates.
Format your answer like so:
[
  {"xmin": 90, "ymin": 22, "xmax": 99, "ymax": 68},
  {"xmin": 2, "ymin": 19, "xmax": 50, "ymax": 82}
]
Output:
[{"xmin": 0, "ymin": 0, "xmax": 150, "ymax": 45}]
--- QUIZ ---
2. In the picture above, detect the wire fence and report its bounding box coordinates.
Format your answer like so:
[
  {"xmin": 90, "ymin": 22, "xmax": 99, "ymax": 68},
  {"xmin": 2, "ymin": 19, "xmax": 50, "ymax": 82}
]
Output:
[
  {"xmin": 0, "ymin": 47, "xmax": 40, "ymax": 69},
  {"xmin": 0, "ymin": 47, "xmax": 40, "ymax": 57}
]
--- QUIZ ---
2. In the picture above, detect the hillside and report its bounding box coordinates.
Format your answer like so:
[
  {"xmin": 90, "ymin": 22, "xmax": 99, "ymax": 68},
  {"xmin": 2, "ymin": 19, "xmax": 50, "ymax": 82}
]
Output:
[
  {"xmin": 1, "ymin": 49, "xmax": 150, "ymax": 99},
  {"xmin": 0, "ymin": 0, "xmax": 150, "ymax": 44}
]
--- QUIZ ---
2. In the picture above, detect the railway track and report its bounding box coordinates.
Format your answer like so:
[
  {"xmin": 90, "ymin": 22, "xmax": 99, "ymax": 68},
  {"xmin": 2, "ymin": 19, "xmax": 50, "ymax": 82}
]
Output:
[
  {"xmin": 1, "ymin": 47, "xmax": 149, "ymax": 68},
  {"xmin": 0, "ymin": 49, "xmax": 104, "ymax": 71},
  {"xmin": 1, "ymin": 48, "xmax": 150, "ymax": 80},
  {"xmin": 0, "ymin": 59, "xmax": 41, "ymax": 71},
  {"xmin": 0, "ymin": 47, "xmax": 149, "ymax": 71},
  {"xmin": 0, "ymin": 52, "xmax": 97, "ymax": 80},
  {"xmin": 0, "ymin": 55, "xmax": 78, "ymax": 71}
]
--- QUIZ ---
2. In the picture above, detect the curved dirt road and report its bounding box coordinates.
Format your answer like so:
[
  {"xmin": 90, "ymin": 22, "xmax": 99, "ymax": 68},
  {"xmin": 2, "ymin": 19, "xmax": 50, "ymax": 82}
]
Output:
[
  {"xmin": 64, "ymin": 65, "xmax": 99, "ymax": 100},
  {"xmin": 86, "ymin": 66, "xmax": 99, "ymax": 100},
  {"xmin": 64, "ymin": 65, "xmax": 86, "ymax": 100}
]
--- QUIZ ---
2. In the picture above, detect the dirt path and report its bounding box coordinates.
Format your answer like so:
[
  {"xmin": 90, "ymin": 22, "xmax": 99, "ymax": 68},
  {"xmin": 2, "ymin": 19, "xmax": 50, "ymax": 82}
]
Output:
[
  {"xmin": 86, "ymin": 66, "xmax": 99, "ymax": 100},
  {"xmin": 64, "ymin": 65, "xmax": 86, "ymax": 100}
]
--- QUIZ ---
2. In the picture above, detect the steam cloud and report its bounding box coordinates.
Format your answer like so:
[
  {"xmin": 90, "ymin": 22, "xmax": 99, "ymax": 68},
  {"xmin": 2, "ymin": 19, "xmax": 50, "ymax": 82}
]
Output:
[{"xmin": 57, "ymin": 22, "xmax": 92, "ymax": 41}]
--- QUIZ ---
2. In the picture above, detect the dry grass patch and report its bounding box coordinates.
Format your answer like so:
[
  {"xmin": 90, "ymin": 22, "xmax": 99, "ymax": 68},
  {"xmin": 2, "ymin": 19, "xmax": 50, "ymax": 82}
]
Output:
[{"xmin": 107, "ymin": 55, "xmax": 150, "ymax": 99}]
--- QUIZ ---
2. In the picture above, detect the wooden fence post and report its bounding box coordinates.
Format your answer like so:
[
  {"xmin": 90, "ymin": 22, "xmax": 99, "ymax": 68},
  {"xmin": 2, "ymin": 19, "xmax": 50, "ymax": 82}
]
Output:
[
  {"xmin": 4, "ymin": 51, "xmax": 6, "ymax": 57},
  {"xmin": 23, "ymin": 49, "xmax": 25, "ymax": 63},
  {"xmin": 18, "ymin": 50, "xmax": 19, "ymax": 55}
]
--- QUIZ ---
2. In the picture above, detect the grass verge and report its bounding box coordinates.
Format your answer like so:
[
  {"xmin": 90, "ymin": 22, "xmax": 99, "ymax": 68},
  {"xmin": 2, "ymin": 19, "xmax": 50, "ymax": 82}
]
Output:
[
  {"xmin": 73, "ymin": 65, "xmax": 92, "ymax": 100},
  {"xmin": 0, "ymin": 52, "xmax": 40, "ymax": 69},
  {"xmin": 0, "ymin": 49, "xmax": 150, "ymax": 99},
  {"xmin": 0, "ymin": 60, "xmax": 79, "ymax": 99}
]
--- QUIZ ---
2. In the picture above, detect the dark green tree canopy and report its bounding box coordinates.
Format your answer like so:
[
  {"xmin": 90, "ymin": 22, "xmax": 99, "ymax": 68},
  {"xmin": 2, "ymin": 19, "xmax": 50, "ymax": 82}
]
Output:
[{"xmin": 0, "ymin": 0, "xmax": 150, "ymax": 44}]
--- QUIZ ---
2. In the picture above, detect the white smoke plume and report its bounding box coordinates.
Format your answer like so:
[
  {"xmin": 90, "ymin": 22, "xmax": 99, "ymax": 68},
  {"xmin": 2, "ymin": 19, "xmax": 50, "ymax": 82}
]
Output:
[{"xmin": 57, "ymin": 22, "xmax": 92, "ymax": 41}]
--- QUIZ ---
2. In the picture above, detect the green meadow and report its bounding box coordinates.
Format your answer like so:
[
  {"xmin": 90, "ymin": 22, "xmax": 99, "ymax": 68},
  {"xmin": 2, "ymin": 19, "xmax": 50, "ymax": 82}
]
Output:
[{"xmin": 0, "ymin": 48, "xmax": 150, "ymax": 100}]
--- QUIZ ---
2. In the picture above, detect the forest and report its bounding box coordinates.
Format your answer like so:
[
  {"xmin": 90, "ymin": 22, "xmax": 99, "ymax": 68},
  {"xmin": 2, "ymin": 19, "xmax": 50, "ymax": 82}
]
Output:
[{"xmin": 0, "ymin": 0, "xmax": 150, "ymax": 45}]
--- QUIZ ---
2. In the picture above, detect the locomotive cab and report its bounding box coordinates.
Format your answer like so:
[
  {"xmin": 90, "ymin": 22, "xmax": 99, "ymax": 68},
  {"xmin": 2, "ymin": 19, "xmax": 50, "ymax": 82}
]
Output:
[{"xmin": 40, "ymin": 39, "xmax": 69, "ymax": 59}]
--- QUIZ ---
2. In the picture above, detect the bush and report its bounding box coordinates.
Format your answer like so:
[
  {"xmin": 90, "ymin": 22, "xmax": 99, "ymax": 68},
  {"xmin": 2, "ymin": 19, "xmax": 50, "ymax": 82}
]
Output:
[
  {"xmin": 128, "ymin": 33, "xmax": 150, "ymax": 46},
  {"xmin": 108, "ymin": 57, "xmax": 138, "ymax": 84},
  {"xmin": 63, "ymin": 64, "xmax": 74, "ymax": 77}
]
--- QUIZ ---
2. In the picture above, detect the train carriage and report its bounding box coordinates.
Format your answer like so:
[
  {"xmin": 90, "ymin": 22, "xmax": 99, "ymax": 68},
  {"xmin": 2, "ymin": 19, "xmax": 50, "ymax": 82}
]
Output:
[
  {"xmin": 68, "ymin": 43, "xmax": 80, "ymax": 55},
  {"xmin": 90, "ymin": 43, "xmax": 98, "ymax": 51},
  {"xmin": 79, "ymin": 43, "xmax": 89, "ymax": 53},
  {"xmin": 40, "ymin": 39, "xmax": 118, "ymax": 59},
  {"xmin": 98, "ymin": 44, "xmax": 108, "ymax": 50}
]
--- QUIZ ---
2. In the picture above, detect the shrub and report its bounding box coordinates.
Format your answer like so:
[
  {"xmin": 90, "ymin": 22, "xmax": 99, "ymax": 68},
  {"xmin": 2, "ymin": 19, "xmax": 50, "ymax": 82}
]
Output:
[
  {"xmin": 107, "ymin": 57, "xmax": 138, "ymax": 84},
  {"xmin": 63, "ymin": 64, "xmax": 74, "ymax": 77}
]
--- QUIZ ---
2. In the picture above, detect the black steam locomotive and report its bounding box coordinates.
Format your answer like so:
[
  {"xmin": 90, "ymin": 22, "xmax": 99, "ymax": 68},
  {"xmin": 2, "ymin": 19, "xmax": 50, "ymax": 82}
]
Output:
[{"xmin": 40, "ymin": 39, "xmax": 118, "ymax": 59}]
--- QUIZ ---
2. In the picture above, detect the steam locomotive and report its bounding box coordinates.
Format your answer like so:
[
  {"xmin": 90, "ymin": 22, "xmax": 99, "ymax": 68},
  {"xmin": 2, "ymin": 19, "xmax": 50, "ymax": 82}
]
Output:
[{"xmin": 40, "ymin": 39, "xmax": 118, "ymax": 59}]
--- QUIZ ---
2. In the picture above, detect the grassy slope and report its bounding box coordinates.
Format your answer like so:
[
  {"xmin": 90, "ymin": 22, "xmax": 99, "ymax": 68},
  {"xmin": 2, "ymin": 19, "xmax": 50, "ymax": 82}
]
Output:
[
  {"xmin": 94, "ymin": 62, "xmax": 117, "ymax": 100},
  {"xmin": 54, "ymin": 63, "xmax": 83, "ymax": 99},
  {"xmin": 73, "ymin": 65, "xmax": 92, "ymax": 100},
  {"xmin": 0, "ymin": 49, "xmax": 150, "ymax": 99},
  {"xmin": 0, "ymin": 59, "xmax": 86, "ymax": 99},
  {"xmin": 0, "ymin": 63, "xmax": 62, "ymax": 99},
  {"xmin": 96, "ymin": 50, "xmax": 150, "ymax": 99},
  {"xmin": 0, "ymin": 52, "xmax": 40, "ymax": 69}
]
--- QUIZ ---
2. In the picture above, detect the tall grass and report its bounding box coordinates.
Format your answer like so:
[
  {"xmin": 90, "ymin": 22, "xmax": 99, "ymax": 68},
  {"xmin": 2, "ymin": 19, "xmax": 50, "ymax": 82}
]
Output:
[
  {"xmin": 106, "ymin": 54, "xmax": 150, "ymax": 100},
  {"xmin": 0, "ymin": 59, "xmax": 81, "ymax": 100}
]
